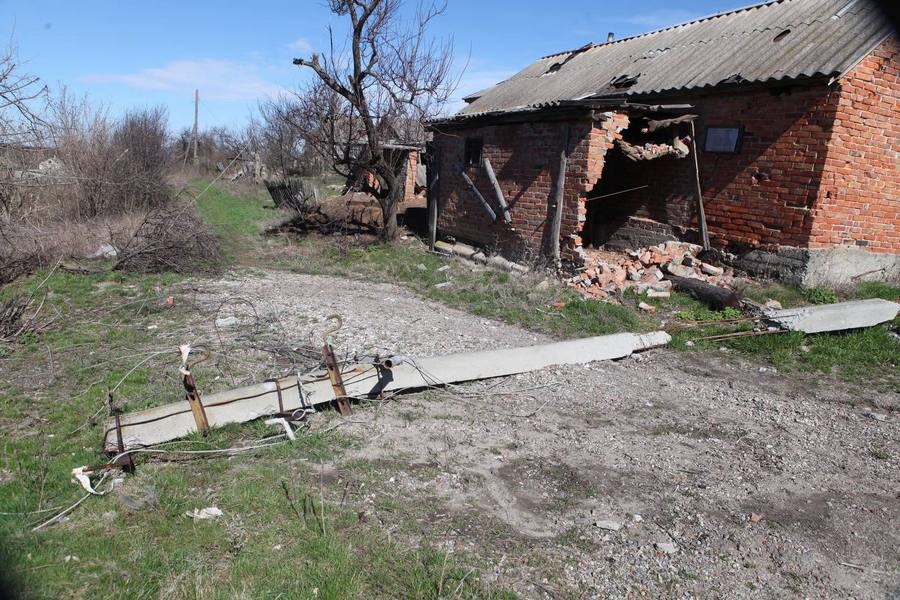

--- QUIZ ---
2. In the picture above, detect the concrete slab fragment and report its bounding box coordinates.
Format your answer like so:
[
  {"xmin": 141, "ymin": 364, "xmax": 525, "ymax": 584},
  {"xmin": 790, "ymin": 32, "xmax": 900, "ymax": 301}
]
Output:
[{"xmin": 765, "ymin": 298, "xmax": 899, "ymax": 334}]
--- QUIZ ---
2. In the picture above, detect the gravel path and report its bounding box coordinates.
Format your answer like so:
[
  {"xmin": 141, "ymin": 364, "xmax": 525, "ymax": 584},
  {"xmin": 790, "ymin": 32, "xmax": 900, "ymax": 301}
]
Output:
[{"xmin": 201, "ymin": 270, "xmax": 899, "ymax": 599}]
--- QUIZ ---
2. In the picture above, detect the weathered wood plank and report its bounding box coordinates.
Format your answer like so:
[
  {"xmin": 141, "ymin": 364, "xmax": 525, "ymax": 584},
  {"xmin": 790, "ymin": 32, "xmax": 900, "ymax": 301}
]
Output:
[
  {"xmin": 549, "ymin": 127, "xmax": 570, "ymax": 266},
  {"xmin": 483, "ymin": 158, "xmax": 511, "ymax": 224},
  {"xmin": 461, "ymin": 171, "xmax": 497, "ymax": 222},
  {"xmin": 689, "ymin": 121, "xmax": 711, "ymax": 250}
]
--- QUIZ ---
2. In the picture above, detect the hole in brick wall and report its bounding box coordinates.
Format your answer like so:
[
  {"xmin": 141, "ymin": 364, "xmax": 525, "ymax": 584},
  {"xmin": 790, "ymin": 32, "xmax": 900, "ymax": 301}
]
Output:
[{"xmin": 581, "ymin": 117, "xmax": 701, "ymax": 250}]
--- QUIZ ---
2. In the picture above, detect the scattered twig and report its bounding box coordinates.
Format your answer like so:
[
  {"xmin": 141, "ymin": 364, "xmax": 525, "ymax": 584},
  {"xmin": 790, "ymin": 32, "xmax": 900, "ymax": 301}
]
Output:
[{"xmin": 839, "ymin": 561, "xmax": 890, "ymax": 575}]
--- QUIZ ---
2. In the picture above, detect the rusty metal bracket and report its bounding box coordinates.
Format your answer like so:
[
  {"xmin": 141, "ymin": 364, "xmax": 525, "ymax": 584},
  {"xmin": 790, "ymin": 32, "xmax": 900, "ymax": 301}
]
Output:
[
  {"xmin": 183, "ymin": 371, "xmax": 210, "ymax": 434},
  {"xmin": 268, "ymin": 377, "xmax": 309, "ymax": 422},
  {"xmin": 113, "ymin": 414, "xmax": 136, "ymax": 473},
  {"xmin": 272, "ymin": 378, "xmax": 285, "ymax": 414},
  {"xmin": 99, "ymin": 393, "xmax": 135, "ymax": 474},
  {"xmin": 322, "ymin": 343, "xmax": 351, "ymax": 416}
]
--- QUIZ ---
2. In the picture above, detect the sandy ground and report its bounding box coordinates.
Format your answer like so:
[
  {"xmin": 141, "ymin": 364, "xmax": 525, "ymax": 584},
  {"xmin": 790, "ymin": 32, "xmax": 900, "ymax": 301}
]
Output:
[{"xmin": 202, "ymin": 270, "xmax": 899, "ymax": 599}]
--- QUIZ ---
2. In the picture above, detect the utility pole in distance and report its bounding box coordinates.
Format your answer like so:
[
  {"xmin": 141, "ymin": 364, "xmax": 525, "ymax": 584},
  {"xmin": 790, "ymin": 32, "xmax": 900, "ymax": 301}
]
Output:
[{"xmin": 191, "ymin": 89, "xmax": 199, "ymax": 167}]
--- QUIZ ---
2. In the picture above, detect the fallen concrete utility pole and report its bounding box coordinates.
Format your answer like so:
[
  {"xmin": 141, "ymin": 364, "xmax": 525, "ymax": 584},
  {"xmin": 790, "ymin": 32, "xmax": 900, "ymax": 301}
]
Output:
[
  {"xmin": 764, "ymin": 298, "xmax": 899, "ymax": 334},
  {"xmin": 102, "ymin": 332, "xmax": 671, "ymax": 451}
]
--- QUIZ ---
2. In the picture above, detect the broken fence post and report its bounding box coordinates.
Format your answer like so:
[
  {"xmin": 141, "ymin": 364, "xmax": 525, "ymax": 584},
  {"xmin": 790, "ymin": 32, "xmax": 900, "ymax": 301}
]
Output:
[
  {"xmin": 322, "ymin": 343, "xmax": 352, "ymax": 416},
  {"xmin": 425, "ymin": 144, "xmax": 441, "ymax": 252},
  {"xmin": 765, "ymin": 298, "xmax": 900, "ymax": 334},
  {"xmin": 689, "ymin": 121, "xmax": 711, "ymax": 251}
]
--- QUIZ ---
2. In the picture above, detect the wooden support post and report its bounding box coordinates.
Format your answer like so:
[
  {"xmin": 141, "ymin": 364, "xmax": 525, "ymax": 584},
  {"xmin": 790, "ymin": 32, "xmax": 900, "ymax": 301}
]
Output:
[
  {"xmin": 191, "ymin": 89, "xmax": 199, "ymax": 167},
  {"xmin": 483, "ymin": 158, "xmax": 511, "ymax": 224},
  {"xmin": 689, "ymin": 121, "xmax": 710, "ymax": 251},
  {"xmin": 549, "ymin": 127, "xmax": 570, "ymax": 267},
  {"xmin": 461, "ymin": 171, "xmax": 497, "ymax": 222},
  {"xmin": 426, "ymin": 145, "xmax": 439, "ymax": 251},
  {"xmin": 182, "ymin": 371, "xmax": 210, "ymax": 434},
  {"xmin": 322, "ymin": 344, "xmax": 351, "ymax": 416}
]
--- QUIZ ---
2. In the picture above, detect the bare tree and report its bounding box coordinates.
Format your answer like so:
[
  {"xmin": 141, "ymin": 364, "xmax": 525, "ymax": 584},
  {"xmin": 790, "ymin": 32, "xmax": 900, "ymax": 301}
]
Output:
[
  {"xmin": 292, "ymin": 0, "xmax": 454, "ymax": 239},
  {"xmin": 0, "ymin": 46, "xmax": 47, "ymax": 219},
  {"xmin": 258, "ymin": 96, "xmax": 314, "ymax": 177}
]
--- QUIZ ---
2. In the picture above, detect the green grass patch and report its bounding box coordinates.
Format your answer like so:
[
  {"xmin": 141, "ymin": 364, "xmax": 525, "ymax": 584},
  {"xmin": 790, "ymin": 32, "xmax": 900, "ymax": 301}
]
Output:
[
  {"xmin": 802, "ymin": 287, "xmax": 839, "ymax": 305},
  {"xmin": 662, "ymin": 281, "xmax": 900, "ymax": 391},
  {"xmin": 192, "ymin": 180, "xmax": 279, "ymax": 261},
  {"xmin": 0, "ymin": 266, "xmax": 513, "ymax": 599},
  {"xmin": 855, "ymin": 281, "xmax": 900, "ymax": 301}
]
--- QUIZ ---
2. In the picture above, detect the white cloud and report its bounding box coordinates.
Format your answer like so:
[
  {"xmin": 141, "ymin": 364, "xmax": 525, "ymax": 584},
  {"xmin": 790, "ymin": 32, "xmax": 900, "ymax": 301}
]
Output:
[
  {"xmin": 85, "ymin": 59, "xmax": 287, "ymax": 101},
  {"xmin": 287, "ymin": 37, "xmax": 314, "ymax": 54}
]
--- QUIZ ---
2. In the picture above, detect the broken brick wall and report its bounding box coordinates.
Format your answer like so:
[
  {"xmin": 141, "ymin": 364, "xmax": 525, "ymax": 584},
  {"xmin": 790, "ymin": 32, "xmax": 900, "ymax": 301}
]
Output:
[
  {"xmin": 586, "ymin": 85, "xmax": 839, "ymax": 253},
  {"xmin": 585, "ymin": 36, "xmax": 899, "ymax": 259},
  {"xmin": 404, "ymin": 150, "xmax": 418, "ymax": 203},
  {"xmin": 431, "ymin": 113, "xmax": 627, "ymax": 263},
  {"xmin": 362, "ymin": 149, "xmax": 419, "ymax": 203},
  {"xmin": 810, "ymin": 36, "xmax": 899, "ymax": 254}
]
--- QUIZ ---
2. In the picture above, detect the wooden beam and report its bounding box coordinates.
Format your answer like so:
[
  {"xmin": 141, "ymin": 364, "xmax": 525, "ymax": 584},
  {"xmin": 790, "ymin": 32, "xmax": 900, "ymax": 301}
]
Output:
[
  {"xmin": 549, "ymin": 127, "xmax": 570, "ymax": 267},
  {"xmin": 668, "ymin": 275, "xmax": 739, "ymax": 310},
  {"xmin": 689, "ymin": 121, "xmax": 711, "ymax": 250},
  {"xmin": 482, "ymin": 158, "xmax": 511, "ymax": 224},
  {"xmin": 426, "ymin": 147, "xmax": 439, "ymax": 250},
  {"xmin": 461, "ymin": 171, "xmax": 497, "ymax": 222}
]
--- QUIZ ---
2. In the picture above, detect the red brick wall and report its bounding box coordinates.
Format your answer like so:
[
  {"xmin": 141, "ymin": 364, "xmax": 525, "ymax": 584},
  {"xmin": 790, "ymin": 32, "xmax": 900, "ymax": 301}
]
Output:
[
  {"xmin": 433, "ymin": 38, "xmax": 898, "ymax": 261},
  {"xmin": 810, "ymin": 37, "xmax": 899, "ymax": 253},
  {"xmin": 404, "ymin": 151, "xmax": 418, "ymax": 203},
  {"xmin": 363, "ymin": 150, "xmax": 419, "ymax": 203},
  {"xmin": 587, "ymin": 37, "xmax": 899, "ymax": 256},
  {"xmin": 587, "ymin": 85, "xmax": 841, "ymax": 251},
  {"xmin": 432, "ymin": 113, "xmax": 627, "ymax": 262}
]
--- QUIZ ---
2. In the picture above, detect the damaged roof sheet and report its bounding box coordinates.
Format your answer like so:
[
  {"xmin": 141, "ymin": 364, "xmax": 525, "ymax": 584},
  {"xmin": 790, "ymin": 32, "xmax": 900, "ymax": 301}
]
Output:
[{"xmin": 456, "ymin": 0, "xmax": 893, "ymax": 119}]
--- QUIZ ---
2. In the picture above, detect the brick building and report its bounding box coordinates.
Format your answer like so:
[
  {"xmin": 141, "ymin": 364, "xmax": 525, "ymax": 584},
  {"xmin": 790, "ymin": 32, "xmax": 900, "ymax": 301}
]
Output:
[{"xmin": 427, "ymin": 0, "xmax": 898, "ymax": 285}]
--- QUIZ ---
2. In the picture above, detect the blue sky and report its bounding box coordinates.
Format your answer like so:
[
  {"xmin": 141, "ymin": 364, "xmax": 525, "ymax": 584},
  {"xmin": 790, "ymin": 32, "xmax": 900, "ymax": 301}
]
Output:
[{"xmin": 1, "ymin": 0, "xmax": 749, "ymax": 131}]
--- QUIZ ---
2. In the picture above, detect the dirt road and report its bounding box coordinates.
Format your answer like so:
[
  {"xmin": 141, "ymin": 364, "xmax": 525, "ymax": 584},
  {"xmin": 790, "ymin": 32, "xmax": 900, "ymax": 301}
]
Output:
[{"xmin": 205, "ymin": 270, "xmax": 899, "ymax": 598}]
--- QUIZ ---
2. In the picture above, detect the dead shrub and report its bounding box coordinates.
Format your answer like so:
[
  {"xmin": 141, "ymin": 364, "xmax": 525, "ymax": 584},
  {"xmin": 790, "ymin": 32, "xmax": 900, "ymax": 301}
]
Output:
[
  {"xmin": 0, "ymin": 297, "xmax": 27, "ymax": 339},
  {"xmin": 49, "ymin": 95, "xmax": 170, "ymax": 219},
  {"xmin": 0, "ymin": 288, "xmax": 52, "ymax": 341},
  {"xmin": 113, "ymin": 203, "xmax": 221, "ymax": 274}
]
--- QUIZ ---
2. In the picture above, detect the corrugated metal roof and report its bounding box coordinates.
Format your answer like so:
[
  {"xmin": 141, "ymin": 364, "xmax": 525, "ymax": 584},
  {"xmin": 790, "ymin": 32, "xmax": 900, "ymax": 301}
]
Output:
[{"xmin": 456, "ymin": 0, "xmax": 893, "ymax": 119}]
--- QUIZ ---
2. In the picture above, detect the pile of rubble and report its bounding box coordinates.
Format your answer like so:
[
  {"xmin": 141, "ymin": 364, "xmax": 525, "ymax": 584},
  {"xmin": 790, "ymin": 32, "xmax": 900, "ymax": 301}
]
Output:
[{"xmin": 568, "ymin": 241, "xmax": 736, "ymax": 300}]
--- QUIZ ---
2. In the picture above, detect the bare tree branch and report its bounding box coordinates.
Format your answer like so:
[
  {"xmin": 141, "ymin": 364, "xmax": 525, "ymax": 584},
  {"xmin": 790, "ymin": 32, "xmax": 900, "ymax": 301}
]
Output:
[{"xmin": 291, "ymin": 0, "xmax": 454, "ymax": 239}]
